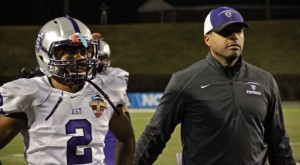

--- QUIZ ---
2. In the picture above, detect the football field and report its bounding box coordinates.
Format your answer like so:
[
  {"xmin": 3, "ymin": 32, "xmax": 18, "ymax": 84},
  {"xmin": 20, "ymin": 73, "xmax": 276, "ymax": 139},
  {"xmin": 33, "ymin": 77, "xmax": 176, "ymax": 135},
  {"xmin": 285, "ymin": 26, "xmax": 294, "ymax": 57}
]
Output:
[{"xmin": 0, "ymin": 102, "xmax": 299, "ymax": 164}]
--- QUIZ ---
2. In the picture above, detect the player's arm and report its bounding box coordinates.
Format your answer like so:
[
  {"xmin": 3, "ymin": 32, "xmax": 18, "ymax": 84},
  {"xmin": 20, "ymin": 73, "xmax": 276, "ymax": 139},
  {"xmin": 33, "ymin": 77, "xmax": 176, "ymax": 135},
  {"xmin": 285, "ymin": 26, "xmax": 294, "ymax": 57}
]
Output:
[
  {"xmin": 0, "ymin": 113, "xmax": 27, "ymax": 149},
  {"xmin": 109, "ymin": 105, "xmax": 135, "ymax": 165},
  {"xmin": 122, "ymin": 105, "xmax": 131, "ymax": 122}
]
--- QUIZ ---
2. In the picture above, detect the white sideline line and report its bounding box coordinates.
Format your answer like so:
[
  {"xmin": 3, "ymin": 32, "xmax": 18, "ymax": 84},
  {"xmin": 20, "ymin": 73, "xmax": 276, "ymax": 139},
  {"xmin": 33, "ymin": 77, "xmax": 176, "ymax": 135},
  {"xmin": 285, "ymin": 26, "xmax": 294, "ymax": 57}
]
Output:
[
  {"xmin": 291, "ymin": 142, "xmax": 300, "ymax": 145},
  {"xmin": 129, "ymin": 109, "xmax": 155, "ymax": 113},
  {"xmin": 12, "ymin": 153, "xmax": 23, "ymax": 157}
]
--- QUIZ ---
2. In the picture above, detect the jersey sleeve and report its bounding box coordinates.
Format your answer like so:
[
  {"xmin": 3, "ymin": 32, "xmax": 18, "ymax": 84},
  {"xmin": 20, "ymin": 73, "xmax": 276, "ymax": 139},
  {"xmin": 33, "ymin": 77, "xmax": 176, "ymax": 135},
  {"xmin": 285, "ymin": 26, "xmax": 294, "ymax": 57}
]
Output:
[
  {"xmin": 106, "ymin": 67, "xmax": 129, "ymax": 84},
  {"xmin": 106, "ymin": 67, "xmax": 129, "ymax": 105},
  {"xmin": 0, "ymin": 78, "xmax": 48, "ymax": 114},
  {"xmin": 105, "ymin": 76, "xmax": 128, "ymax": 106},
  {"xmin": 93, "ymin": 75, "xmax": 128, "ymax": 106}
]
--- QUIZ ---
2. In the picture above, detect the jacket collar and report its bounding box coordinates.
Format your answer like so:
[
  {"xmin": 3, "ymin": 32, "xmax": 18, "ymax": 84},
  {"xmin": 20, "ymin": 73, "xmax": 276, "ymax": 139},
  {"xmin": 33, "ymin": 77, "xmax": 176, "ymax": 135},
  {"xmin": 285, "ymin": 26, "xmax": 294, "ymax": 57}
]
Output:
[{"xmin": 206, "ymin": 52, "xmax": 243, "ymax": 77}]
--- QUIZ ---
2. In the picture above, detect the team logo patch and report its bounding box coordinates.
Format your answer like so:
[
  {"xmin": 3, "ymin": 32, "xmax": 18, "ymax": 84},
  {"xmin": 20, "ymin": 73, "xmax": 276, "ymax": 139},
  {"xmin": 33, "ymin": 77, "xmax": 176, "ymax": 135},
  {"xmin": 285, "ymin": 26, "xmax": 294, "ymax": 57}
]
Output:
[
  {"xmin": 89, "ymin": 95, "xmax": 107, "ymax": 118},
  {"xmin": 245, "ymin": 82, "xmax": 262, "ymax": 96}
]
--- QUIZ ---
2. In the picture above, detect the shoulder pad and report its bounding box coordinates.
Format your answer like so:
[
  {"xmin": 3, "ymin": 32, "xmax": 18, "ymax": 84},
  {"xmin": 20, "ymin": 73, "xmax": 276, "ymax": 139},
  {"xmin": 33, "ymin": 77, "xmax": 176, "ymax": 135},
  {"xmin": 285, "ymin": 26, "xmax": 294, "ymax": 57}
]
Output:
[
  {"xmin": 94, "ymin": 75, "xmax": 127, "ymax": 93},
  {"xmin": 0, "ymin": 77, "xmax": 51, "ymax": 112},
  {"xmin": 105, "ymin": 67, "xmax": 129, "ymax": 81}
]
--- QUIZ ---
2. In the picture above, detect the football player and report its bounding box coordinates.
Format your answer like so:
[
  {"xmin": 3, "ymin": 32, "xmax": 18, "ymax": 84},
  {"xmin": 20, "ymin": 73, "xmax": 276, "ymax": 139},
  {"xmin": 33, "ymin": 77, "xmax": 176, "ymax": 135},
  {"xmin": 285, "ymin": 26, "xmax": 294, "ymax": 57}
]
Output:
[
  {"xmin": 0, "ymin": 16, "xmax": 135, "ymax": 165},
  {"xmin": 92, "ymin": 33, "xmax": 131, "ymax": 165}
]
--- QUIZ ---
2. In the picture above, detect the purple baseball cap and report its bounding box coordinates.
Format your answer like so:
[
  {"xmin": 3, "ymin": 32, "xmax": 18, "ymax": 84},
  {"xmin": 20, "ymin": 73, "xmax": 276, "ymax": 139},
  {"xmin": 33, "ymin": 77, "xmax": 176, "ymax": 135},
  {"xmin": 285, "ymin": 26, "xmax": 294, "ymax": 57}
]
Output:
[{"xmin": 204, "ymin": 6, "xmax": 250, "ymax": 35}]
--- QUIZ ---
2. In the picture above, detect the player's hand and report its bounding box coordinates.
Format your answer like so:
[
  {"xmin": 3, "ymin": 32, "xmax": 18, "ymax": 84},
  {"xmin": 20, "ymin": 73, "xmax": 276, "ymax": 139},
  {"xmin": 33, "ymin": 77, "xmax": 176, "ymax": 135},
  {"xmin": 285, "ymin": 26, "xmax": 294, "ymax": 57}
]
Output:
[
  {"xmin": 18, "ymin": 68, "xmax": 31, "ymax": 78},
  {"xmin": 92, "ymin": 33, "xmax": 104, "ymax": 40}
]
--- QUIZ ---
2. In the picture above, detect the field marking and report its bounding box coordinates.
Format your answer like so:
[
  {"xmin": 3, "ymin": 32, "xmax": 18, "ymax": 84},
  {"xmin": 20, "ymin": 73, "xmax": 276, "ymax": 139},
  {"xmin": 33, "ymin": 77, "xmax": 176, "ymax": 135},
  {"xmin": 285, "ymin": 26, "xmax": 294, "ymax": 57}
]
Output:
[
  {"xmin": 0, "ymin": 153, "xmax": 24, "ymax": 161},
  {"xmin": 291, "ymin": 142, "xmax": 300, "ymax": 145},
  {"xmin": 129, "ymin": 109, "xmax": 155, "ymax": 113},
  {"xmin": 12, "ymin": 153, "xmax": 23, "ymax": 157}
]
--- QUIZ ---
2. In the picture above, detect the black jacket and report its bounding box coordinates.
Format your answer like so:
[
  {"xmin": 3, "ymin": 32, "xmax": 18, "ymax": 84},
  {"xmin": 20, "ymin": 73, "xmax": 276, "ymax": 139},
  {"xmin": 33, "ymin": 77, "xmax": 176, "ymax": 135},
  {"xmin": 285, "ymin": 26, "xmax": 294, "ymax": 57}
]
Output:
[{"xmin": 133, "ymin": 54, "xmax": 296, "ymax": 165}]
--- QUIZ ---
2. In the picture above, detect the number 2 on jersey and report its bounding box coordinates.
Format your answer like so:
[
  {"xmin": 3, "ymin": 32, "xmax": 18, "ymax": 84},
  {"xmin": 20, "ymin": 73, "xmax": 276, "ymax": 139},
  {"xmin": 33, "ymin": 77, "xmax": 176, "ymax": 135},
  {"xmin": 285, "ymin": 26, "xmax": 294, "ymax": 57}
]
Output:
[{"xmin": 66, "ymin": 119, "xmax": 92, "ymax": 165}]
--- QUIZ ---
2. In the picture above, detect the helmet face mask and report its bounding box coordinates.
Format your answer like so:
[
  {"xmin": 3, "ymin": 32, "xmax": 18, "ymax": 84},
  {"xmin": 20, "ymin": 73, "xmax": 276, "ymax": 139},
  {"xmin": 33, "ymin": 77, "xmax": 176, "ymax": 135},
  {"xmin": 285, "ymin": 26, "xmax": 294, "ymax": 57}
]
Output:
[
  {"xmin": 49, "ymin": 44, "xmax": 97, "ymax": 84},
  {"xmin": 35, "ymin": 16, "xmax": 98, "ymax": 85},
  {"xmin": 97, "ymin": 52, "xmax": 110, "ymax": 73}
]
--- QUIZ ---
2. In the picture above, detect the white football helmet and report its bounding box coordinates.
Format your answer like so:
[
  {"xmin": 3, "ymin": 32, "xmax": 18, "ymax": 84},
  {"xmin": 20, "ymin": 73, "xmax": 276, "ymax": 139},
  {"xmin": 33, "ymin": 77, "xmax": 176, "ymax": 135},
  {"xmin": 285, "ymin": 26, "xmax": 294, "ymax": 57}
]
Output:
[
  {"xmin": 35, "ymin": 16, "xmax": 98, "ymax": 84},
  {"xmin": 96, "ymin": 40, "xmax": 111, "ymax": 73}
]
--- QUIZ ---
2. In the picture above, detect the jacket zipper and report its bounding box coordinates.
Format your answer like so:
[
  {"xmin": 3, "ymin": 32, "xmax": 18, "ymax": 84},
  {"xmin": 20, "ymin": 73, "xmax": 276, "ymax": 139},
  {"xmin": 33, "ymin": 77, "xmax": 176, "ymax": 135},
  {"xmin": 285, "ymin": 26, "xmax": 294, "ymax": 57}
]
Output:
[{"xmin": 227, "ymin": 67, "xmax": 238, "ymax": 118}]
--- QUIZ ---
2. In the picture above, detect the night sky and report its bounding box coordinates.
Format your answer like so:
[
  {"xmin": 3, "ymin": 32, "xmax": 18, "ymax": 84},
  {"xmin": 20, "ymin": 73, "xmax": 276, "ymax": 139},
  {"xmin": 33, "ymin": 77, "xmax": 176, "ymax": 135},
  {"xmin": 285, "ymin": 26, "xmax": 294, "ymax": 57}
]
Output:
[{"xmin": 0, "ymin": 0, "xmax": 299, "ymax": 25}]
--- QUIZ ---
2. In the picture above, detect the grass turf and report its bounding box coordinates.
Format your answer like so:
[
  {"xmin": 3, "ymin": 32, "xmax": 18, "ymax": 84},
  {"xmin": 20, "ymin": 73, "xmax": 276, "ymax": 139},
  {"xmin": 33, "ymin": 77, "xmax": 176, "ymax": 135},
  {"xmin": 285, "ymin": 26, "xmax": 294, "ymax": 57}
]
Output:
[{"xmin": 0, "ymin": 102, "xmax": 299, "ymax": 164}]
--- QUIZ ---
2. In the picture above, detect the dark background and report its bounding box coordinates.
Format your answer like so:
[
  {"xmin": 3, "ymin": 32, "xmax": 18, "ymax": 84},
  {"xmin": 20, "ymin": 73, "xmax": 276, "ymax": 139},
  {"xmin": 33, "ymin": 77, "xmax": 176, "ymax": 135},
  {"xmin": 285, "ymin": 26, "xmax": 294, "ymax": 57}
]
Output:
[{"xmin": 1, "ymin": 0, "xmax": 299, "ymax": 25}]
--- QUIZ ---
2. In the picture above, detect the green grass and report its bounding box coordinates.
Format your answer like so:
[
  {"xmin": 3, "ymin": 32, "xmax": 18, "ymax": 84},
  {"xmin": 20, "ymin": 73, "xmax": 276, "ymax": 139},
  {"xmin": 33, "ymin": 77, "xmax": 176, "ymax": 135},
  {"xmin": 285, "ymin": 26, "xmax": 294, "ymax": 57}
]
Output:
[
  {"xmin": 0, "ymin": 102, "xmax": 299, "ymax": 164},
  {"xmin": 131, "ymin": 111, "xmax": 182, "ymax": 165},
  {"xmin": 281, "ymin": 102, "xmax": 300, "ymax": 161}
]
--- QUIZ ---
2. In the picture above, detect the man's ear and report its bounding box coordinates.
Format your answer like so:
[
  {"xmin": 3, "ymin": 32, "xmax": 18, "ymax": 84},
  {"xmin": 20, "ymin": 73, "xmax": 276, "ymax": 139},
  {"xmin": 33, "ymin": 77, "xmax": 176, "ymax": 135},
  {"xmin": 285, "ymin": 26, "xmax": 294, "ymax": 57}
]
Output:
[{"xmin": 204, "ymin": 35, "xmax": 210, "ymax": 47}]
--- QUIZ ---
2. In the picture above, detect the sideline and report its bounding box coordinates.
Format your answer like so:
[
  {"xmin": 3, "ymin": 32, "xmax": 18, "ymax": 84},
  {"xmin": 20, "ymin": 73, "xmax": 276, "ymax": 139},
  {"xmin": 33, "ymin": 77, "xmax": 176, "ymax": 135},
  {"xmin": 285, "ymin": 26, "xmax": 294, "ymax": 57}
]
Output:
[{"xmin": 129, "ymin": 109, "xmax": 155, "ymax": 113}]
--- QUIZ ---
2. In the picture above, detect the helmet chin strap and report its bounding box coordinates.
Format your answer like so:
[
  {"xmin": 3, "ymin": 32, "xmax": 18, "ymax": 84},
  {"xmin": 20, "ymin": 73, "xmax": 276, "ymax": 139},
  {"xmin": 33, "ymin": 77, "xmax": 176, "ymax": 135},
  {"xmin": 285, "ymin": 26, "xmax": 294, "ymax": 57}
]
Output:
[
  {"xmin": 44, "ymin": 77, "xmax": 120, "ymax": 121},
  {"xmin": 45, "ymin": 88, "xmax": 64, "ymax": 121}
]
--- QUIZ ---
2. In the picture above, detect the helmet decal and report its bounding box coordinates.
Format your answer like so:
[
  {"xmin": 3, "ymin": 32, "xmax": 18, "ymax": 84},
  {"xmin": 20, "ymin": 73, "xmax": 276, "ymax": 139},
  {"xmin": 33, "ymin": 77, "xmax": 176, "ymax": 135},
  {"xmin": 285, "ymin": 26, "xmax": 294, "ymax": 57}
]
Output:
[
  {"xmin": 78, "ymin": 33, "xmax": 88, "ymax": 48},
  {"xmin": 36, "ymin": 31, "xmax": 45, "ymax": 53},
  {"xmin": 71, "ymin": 34, "xmax": 79, "ymax": 43},
  {"xmin": 66, "ymin": 16, "xmax": 88, "ymax": 47},
  {"xmin": 70, "ymin": 33, "xmax": 88, "ymax": 48}
]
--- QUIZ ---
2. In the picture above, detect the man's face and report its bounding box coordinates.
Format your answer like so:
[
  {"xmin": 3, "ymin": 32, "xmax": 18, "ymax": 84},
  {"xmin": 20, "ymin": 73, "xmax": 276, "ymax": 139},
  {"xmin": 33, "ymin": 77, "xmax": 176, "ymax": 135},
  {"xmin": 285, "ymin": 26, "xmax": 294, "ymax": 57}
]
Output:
[
  {"xmin": 57, "ymin": 45, "xmax": 94, "ymax": 76},
  {"xmin": 204, "ymin": 24, "xmax": 245, "ymax": 66}
]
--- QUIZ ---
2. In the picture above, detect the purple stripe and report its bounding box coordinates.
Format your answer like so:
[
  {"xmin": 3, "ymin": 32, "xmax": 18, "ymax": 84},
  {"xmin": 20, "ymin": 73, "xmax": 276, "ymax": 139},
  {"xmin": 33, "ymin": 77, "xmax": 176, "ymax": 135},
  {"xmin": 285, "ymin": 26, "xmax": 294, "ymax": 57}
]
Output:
[
  {"xmin": 66, "ymin": 16, "xmax": 81, "ymax": 33},
  {"xmin": 0, "ymin": 93, "xmax": 5, "ymax": 114}
]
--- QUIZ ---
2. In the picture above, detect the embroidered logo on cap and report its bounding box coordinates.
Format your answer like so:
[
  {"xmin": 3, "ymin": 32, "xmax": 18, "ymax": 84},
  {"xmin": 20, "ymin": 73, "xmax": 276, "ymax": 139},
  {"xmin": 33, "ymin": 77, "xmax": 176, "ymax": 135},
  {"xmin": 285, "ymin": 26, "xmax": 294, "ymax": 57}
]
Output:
[{"xmin": 219, "ymin": 10, "xmax": 236, "ymax": 18}]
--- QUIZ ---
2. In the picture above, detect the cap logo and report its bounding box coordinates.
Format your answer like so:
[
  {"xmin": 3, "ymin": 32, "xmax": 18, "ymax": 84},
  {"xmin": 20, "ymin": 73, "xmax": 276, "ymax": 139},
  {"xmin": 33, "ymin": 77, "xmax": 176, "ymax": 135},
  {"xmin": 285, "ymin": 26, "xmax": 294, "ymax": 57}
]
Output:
[{"xmin": 219, "ymin": 10, "xmax": 236, "ymax": 18}]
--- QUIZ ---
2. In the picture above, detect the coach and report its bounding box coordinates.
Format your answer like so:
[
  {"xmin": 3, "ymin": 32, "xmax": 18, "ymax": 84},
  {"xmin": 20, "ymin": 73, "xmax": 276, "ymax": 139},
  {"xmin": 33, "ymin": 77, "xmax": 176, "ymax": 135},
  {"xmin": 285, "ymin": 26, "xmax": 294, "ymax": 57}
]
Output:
[{"xmin": 133, "ymin": 6, "xmax": 296, "ymax": 165}]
